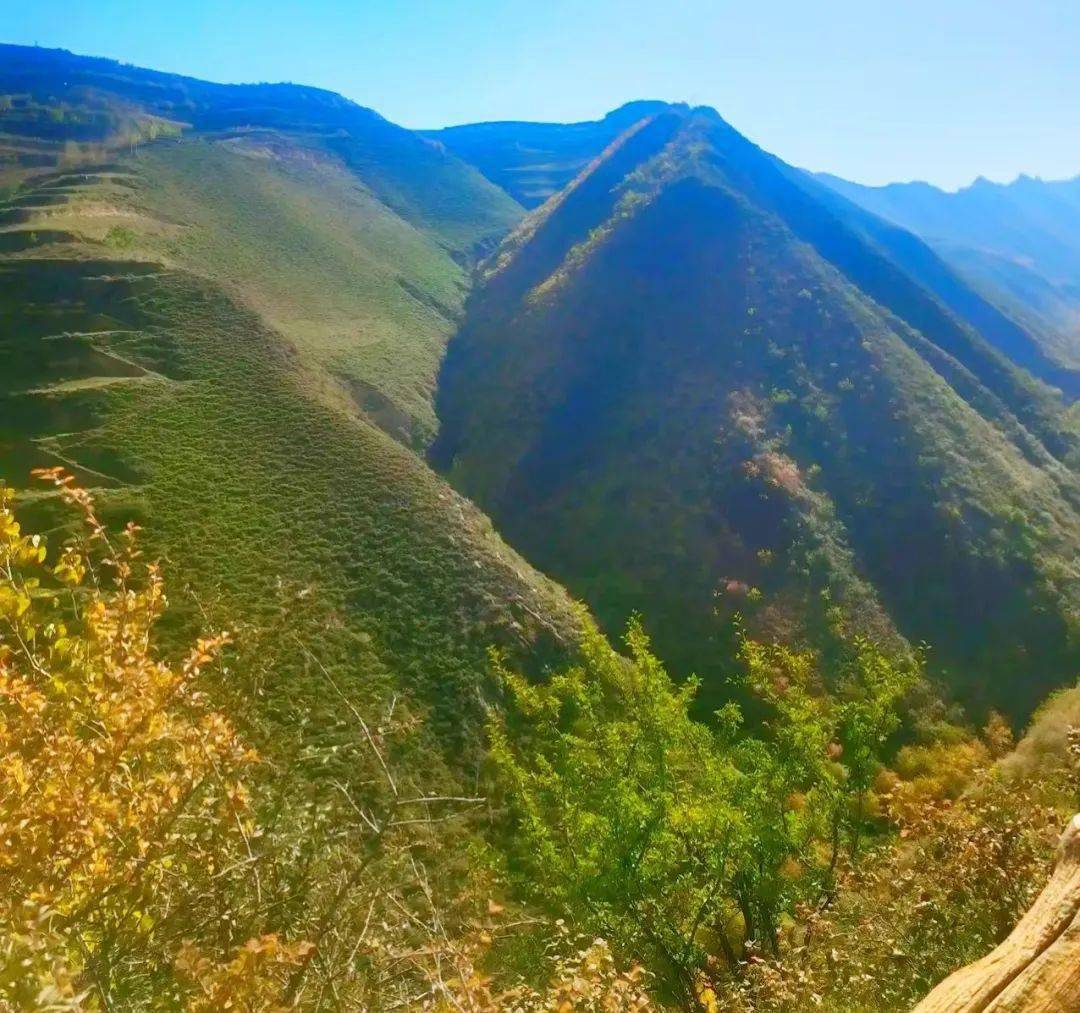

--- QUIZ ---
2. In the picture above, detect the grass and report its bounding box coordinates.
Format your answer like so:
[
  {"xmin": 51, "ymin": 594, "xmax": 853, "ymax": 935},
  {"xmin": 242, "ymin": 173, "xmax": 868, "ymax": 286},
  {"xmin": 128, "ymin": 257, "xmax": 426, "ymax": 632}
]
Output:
[
  {"xmin": 131, "ymin": 134, "xmax": 475, "ymax": 445},
  {"xmin": 0, "ymin": 130, "xmax": 575, "ymax": 770},
  {"xmin": 12, "ymin": 131, "xmax": 517, "ymax": 446}
]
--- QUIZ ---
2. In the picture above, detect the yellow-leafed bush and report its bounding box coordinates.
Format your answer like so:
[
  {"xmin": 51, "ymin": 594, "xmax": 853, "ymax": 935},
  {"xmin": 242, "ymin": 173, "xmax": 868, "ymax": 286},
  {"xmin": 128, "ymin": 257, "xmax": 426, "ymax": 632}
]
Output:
[{"xmin": 0, "ymin": 470, "xmax": 273, "ymax": 1008}]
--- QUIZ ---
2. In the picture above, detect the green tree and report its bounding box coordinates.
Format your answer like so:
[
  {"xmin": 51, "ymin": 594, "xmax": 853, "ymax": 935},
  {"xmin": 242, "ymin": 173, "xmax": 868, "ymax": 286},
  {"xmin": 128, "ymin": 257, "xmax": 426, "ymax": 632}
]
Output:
[
  {"xmin": 738, "ymin": 634, "xmax": 921, "ymax": 873},
  {"xmin": 489, "ymin": 615, "xmax": 745, "ymax": 1006},
  {"xmin": 489, "ymin": 614, "xmax": 919, "ymax": 1007}
]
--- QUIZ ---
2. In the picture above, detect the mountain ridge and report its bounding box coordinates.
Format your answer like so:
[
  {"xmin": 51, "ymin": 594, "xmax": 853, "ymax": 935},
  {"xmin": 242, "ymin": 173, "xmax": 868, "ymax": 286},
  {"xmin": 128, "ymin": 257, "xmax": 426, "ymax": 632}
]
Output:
[
  {"xmin": 431, "ymin": 98, "xmax": 1080, "ymax": 399},
  {"xmin": 422, "ymin": 101, "xmax": 690, "ymax": 208},
  {"xmin": 816, "ymin": 169, "xmax": 1080, "ymax": 375},
  {"xmin": 434, "ymin": 104, "xmax": 1080, "ymax": 720}
]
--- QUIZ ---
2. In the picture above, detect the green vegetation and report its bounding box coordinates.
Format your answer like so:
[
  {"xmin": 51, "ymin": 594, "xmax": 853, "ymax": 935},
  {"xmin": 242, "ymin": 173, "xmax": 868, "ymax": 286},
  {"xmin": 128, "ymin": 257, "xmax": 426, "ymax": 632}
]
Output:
[
  {"xmin": 0, "ymin": 479, "xmax": 625, "ymax": 1009},
  {"xmin": 0, "ymin": 49, "xmax": 572, "ymax": 768},
  {"xmin": 7, "ymin": 484, "xmax": 1072, "ymax": 1010},
  {"xmin": 485, "ymin": 612, "xmax": 1080, "ymax": 1012},
  {"xmin": 489, "ymin": 616, "xmax": 918, "ymax": 1005},
  {"xmin": 131, "ymin": 135, "xmax": 487, "ymax": 444},
  {"xmin": 0, "ymin": 248, "xmax": 576, "ymax": 738}
]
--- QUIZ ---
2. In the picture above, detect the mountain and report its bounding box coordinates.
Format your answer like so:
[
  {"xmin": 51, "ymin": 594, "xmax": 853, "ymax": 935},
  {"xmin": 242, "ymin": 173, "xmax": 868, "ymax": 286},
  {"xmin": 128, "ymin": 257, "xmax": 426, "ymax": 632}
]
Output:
[
  {"xmin": 0, "ymin": 44, "xmax": 578, "ymax": 757},
  {"xmin": 423, "ymin": 101, "xmax": 681, "ymax": 208},
  {"xmin": 817, "ymin": 172, "xmax": 1080, "ymax": 376},
  {"xmin": 428, "ymin": 106, "xmax": 1080, "ymax": 399},
  {"xmin": 4, "ymin": 44, "xmax": 1080, "ymax": 1010},
  {"xmin": 4, "ymin": 49, "xmax": 1076, "ymax": 723},
  {"xmin": 433, "ymin": 105, "xmax": 1080, "ymax": 720}
]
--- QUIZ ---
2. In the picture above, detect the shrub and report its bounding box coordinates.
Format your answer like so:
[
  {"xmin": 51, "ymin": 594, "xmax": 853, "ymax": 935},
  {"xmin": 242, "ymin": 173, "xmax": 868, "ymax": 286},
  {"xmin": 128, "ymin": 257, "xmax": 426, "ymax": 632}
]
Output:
[
  {"xmin": 0, "ymin": 470, "xmax": 285, "ymax": 1007},
  {"xmin": 488, "ymin": 614, "xmax": 919, "ymax": 1007}
]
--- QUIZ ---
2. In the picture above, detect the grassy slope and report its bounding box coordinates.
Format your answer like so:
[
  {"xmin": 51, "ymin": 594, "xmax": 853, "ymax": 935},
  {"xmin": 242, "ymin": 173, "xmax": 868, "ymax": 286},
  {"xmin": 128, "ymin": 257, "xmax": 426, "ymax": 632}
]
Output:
[
  {"xmin": 434, "ymin": 110, "xmax": 1080, "ymax": 720},
  {"xmin": 0, "ymin": 54, "xmax": 576, "ymax": 765},
  {"xmin": 127, "ymin": 135, "xmax": 478, "ymax": 444},
  {"xmin": 0, "ymin": 44, "xmax": 525, "ymax": 443},
  {"xmin": 0, "ymin": 43, "xmax": 523, "ymax": 251}
]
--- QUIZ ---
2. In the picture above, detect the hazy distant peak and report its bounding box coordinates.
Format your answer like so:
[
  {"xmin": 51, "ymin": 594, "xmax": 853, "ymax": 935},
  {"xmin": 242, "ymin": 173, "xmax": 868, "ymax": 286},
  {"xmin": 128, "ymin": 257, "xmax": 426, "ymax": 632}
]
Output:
[
  {"xmin": 883, "ymin": 179, "xmax": 941, "ymax": 194},
  {"xmin": 812, "ymin": 172, "xmax": 940, "ymax": 196},
  {"xmin": 425, "ymin": 100, "xmax": 720, "ymax": 209},
  {"xmin": 602, "ymin": 100, "xmax": 728, "ymax": 129}
]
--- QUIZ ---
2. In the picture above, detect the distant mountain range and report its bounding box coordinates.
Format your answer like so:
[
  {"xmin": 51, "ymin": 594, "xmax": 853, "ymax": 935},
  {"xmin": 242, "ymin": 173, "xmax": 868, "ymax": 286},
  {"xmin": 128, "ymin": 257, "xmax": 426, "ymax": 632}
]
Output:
[{"xmin": 816, "ymin": 172, "xmax": 1080, "ymax": 374}]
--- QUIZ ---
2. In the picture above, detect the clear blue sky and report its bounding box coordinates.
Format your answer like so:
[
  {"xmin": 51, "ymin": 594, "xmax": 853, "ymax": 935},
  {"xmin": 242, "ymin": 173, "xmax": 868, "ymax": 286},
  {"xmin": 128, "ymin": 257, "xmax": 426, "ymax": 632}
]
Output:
[{"xmin": 5, "ymin": 0, "xmax": 1079, "ymax": 190}]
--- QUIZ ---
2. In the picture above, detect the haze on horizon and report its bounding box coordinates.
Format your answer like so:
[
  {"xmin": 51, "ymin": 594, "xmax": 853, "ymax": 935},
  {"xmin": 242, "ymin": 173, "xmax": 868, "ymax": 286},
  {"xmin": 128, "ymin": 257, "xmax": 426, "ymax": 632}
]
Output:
[{"xmin": 5, "ymin": 0, "xmax": 1079, "ymax": 191}]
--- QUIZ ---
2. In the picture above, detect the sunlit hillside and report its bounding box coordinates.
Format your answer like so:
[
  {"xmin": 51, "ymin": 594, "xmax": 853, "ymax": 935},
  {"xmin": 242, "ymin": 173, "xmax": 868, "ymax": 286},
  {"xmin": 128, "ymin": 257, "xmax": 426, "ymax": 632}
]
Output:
[
  {"xmin": 2, "ymin": 40, "xmax": 1079, "ymax": 1013},
  {"xmin": 0, "ymin": 45, "xmax": 578, "ymax": 759}
]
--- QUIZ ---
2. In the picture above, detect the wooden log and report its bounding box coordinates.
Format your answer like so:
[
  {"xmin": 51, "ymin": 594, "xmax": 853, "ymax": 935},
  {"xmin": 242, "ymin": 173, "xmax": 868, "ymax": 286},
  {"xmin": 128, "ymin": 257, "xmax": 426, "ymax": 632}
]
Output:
[{"xmin": 914, "ymin": 814, "xmax": 1080, "ymax": 1012}]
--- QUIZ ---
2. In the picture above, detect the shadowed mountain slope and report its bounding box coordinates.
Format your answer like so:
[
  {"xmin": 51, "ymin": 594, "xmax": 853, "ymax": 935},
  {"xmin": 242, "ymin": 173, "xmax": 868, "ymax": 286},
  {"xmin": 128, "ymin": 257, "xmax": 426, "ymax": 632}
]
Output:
[
  {"xmin": 433, "ymin": 106, "xmax": 1080, "ymax": 720},
  {"xmin": 432, "ymin": 103, "xmax": 1080, "ymax": 399}
]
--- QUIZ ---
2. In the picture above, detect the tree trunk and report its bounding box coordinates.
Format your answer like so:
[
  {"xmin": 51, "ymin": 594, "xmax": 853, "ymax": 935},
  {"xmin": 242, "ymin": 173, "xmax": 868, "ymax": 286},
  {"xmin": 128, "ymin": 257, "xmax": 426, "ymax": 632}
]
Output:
[{"xmin": 914, "ymin": 814, "xmax": 1080, "ymax": 1012}]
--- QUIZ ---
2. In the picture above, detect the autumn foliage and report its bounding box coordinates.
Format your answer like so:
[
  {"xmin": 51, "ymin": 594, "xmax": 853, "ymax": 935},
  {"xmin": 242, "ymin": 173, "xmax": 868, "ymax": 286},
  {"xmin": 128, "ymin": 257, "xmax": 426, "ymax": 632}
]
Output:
[
  {"xmin": 0, "ymin": 470, "xmax": 282, "ymax": 1008},
  {"xmin": 0, "ymin": 474, "xmax": 657, "ymax": 1010}
]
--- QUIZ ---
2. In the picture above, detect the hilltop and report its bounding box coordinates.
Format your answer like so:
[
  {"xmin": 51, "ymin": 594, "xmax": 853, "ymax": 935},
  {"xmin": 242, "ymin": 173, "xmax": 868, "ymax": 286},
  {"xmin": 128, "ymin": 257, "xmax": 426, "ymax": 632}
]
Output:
[
  {"xmin": 423, "ymin": 101, "xmax": 681, "ymax": 208},
  {"xmin": 430, "ymin": 103, "xmax": 1080, "ymax": 399}
]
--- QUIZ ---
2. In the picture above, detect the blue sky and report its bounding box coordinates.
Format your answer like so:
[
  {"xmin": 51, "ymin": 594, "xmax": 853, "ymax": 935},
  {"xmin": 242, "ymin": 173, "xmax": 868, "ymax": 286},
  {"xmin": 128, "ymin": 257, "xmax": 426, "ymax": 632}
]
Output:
[{"xmin": 5, "ymin": 0, "xmax": 1078, "ymax": 189}]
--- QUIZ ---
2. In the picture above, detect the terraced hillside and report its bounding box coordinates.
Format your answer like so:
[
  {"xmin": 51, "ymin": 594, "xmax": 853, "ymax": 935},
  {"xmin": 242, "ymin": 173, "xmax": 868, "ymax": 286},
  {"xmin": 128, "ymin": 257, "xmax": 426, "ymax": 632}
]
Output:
[
  {"xmin": 434, "ymin": 106, "xmax": 1080, "ymax": 720},
  {"xmin": 0, "ymin": 49, "xmax": 578, "ymax": 763}
]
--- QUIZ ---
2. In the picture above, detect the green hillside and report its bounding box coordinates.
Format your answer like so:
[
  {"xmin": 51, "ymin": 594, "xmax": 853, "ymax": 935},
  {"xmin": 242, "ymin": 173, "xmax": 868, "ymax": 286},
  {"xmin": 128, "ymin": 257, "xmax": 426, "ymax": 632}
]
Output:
[
  {"xmin": 434, "ymin": 107, "xmax": 1080, "ymax": 720},
  {"xmin": 0, "ymin": 46, "xmax": 576, "ymax": 761},
  {"xmin": 4, "ymin": 43, "xmax": 1080, "ymax": 1012}
]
